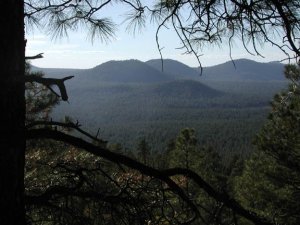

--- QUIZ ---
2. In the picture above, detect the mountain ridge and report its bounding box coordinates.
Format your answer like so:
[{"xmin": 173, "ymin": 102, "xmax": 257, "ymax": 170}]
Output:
[
  {"xmin": 200, "ymin": 58, "xmax": 286, "ymax": 81},
  {"xmin": 37, "ymin": 58, "xmax": 288, "ymax": 156},
  {"xmin": 77, "ymin": 59, "xmax": 172, "ymax": 83},
  {"xmin": 146, "ymin": 58, "xmax": 200, "ymax": 79},
  {"xmin": 31, "ymin": 58, "xmax": 286, "ymax": 83}
]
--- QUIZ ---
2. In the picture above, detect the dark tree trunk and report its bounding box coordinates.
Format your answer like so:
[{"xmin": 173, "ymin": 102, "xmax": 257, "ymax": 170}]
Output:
[{"xmin": 0, "ymin": 1, "xmax": 25, "ymax": 225}]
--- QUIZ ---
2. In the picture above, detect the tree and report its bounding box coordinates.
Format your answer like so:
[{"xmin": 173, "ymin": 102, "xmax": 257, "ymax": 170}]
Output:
[
  {"xmin": 167, "ymin": 129, "xmax": 232, "ymax": 224},
  {"xmin": 25, "ymin": 62, "xmax": 60, "ymax": 123},
  {"xmin": 233, "ymin": 64, "xmax": 300, "ymax": 224},
  {"xmin": 0, "ymin": 1, "xmax": 25, "ymax": 224},
  {"xmin": 24, "ymin": 1, "xmax": 300, "ymax": 66},
  {"xmin": 1, "ymin": 0, "xmax": 300, "ymax": 225},
  {"xmin": 136, "ymin": 138, "xmax": 151, "ymax": 165},
  {"xmin": 168, "ymin": 128, "xmax": 198, "ymax": 213},
  {"xmin": 169, "ymin": 128, "xmax": 198, "ymax": 172}
]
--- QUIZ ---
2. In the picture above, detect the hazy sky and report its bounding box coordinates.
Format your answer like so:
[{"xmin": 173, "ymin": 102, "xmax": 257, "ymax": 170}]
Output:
[{"xmin": 25, "ymin": 2, "xmax": 290, "ymax": 69}]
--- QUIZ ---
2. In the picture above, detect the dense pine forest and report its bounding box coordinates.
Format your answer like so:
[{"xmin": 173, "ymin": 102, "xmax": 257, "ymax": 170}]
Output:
[
  {"xmin": 26, "ymin": 60, "xmax": 300, "ymax": 225},
  {"xmin": 38, "ymin": 59, "xmax": 287, "ymax": 159}
]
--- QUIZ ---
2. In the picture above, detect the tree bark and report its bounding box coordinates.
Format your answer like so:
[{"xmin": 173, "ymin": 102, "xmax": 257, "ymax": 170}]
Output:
[{"xmin": 0, "ymin": 1, "xmax": 25, "ymax": 225}]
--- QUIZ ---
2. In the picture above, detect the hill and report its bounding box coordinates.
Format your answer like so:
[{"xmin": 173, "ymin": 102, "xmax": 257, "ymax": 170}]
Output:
[
  {"xmin": 31, "ymin": 58, "xmax": 288, "ymax": 158},
  {"xmin": 79, "ymin": 59, "xmax": 172, "ymax": 83},
  {"xmin": 52, "ymin": 79, "xmax": 285, "ymax": 158},
  {"xmin": 200, "ymin": 59, "xmax": 285, "ymax": 81},
  {"xmin": 31, "ymin": 58, "xmax": 286, "ymax": 84},
  {"xmin": 146, "ymin": 58, "xmax": 200, "ymax": 79},
  {"xmin": 30, "ymin": 65, "xmax": 83, "ymax": 78}
]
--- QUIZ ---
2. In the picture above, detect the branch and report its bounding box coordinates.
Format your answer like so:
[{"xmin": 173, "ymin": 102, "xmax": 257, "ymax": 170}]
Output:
[
  {"xmin": 25, "ymin": 75, "xmax": 74, "ymax": 101},
  {"xmin": 25, "ymin": 53, "xmax": 44, "ymax": 60},
  {"xmin": 25, "ymin": 186, "xmax": 130, "ymax": 206},
  {"xmin": 26, "ymin": 128, "xmax": 199, "ymax": 222},
  {"xmin": 26, "ymin": 120, "xmax": 107, "ymax": 145},
  {"xmin": 163, "ymin": 168, "xmax": 274, "ymax": 225},
  {"xmin": 270, "ymin": 0, "xmax": 300, "ymax": 58},
  {"xmin": 26, "ymin": 128, "xmax": 275, "ymax": 225}
]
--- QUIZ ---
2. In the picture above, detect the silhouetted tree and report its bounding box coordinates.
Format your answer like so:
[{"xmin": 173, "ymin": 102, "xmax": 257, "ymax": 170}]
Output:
[{"xmin": 0, "ymin": 2, "xmax": 26, "ymax": 224}]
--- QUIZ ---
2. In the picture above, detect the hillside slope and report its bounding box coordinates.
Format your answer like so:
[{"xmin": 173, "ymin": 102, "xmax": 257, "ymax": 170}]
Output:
[
  {"xmin": 200, "ymin": 59, "xmax": 285, "ymax": 81},
  {"xmin": 146, "ymin": 59, "xmax": 200, "ymax": 79},
  {"xmin": 79, "ymin": 59, "xmax": 172, "ymax": 83}
]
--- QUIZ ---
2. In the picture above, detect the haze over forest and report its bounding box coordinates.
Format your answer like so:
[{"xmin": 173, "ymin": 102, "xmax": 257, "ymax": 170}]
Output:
[{"xmin": 31, "ymin": 58, "xmax": 287, "ymax": 159}]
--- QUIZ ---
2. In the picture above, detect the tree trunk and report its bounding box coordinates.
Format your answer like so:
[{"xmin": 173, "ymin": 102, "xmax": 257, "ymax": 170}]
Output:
[{"xmin": 0, "ymin": 1, "xmax": 25, "ymax": 225}]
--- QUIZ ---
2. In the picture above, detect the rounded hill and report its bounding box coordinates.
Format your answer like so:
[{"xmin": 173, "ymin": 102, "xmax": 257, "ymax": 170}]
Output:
[
  {"xmin": 201, "ymin": 59, "xmax": 285, "ymax": 81},
  {"xmin": 146, "ymin": 59, "xmax": 200, "ymax": 79},
  {"xmin": 82, "ymin": 59, "xmax": 171, "ymax": 83}
]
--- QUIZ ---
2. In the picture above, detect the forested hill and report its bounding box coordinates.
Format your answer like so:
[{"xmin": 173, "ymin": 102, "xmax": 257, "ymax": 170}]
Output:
[
  {"xmin": 146, "ymin": 59, "xmax": 201, "ymax": 79},
  {"xmin": 31, "ymin": 58, "xmax": 288, "ymax": 159},
  {"xmin": 78, "ymin": 59, "xmax": 172, "ymax": 83},
  {"xmin": 31, "ymin": 58, "xmax": 285, "ymax": 83},
  {"xmin": 200, "ymin": 59, "xmax": 285, "ymax": 81}
]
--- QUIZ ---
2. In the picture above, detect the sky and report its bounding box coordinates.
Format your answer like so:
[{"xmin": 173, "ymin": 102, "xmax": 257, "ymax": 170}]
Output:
[{"xmin": 25, "ymin": 2, "xmax": 291, "ymax": 69}]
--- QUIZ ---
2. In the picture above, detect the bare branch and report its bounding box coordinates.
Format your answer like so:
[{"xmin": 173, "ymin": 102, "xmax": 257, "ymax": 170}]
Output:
[
  {"xmin": 25, "ymin": 128, "xmax": 200, "ymax": 221},
  {"xmin": 26, "ymin": 120, "xmax": 107, "ymax": 145},
  {"xmin": 25, "ymin": 0, "xmax": 300, "ymax": 63},
  {"xmin": 26, "ymin": 128, "xmax": 275, "ymax": 225},
  {"xmin": 163, "ymin": 168, "xmax": 274, "ymax": 225},
  {"xmin": 25, "ymin": 75, "xmax": 74, "ymax": 101},
  {"xmin": 25, "ymin": 53, "xmax": 44, "ymax": 60}
]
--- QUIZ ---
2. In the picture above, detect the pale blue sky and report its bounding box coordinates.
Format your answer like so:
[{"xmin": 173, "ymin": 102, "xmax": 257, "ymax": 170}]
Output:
[{"xmin": 25, "ymin": 2, "xmax": 290, "ymax": 69}]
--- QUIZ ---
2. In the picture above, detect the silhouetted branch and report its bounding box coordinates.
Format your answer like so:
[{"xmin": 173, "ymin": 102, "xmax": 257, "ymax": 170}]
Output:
[
  {"xmin": 26, "ymin": 120, "xmax": 107, "ymax": 145},
  {"xmin": 25, "ymin": 53, "xmax": 44, "ymax": 60},
  {"xmin": 26, "ymin": 128, "xmax": 199, "ymax": 223},
  {"xmin": 25, "ymin": 75, "xmax": 74, "ymax": 101},
  {"xmin": 25, "ymin": 0, "xmax": 300, "ymax": 66},
  {"xmin": 270, "ymin": 0, "xmax": 300, "ymax": 57},
  {"xmin": 163, "ymin": 168, "xmax": 274, "ymax": 225},
  {"xmin": 26, "ymin": 128, "xmax": 275, "ymax": 225},
  {"xmin": 25, "ymin": 187, "xmax": 130, "ymax": 206}
]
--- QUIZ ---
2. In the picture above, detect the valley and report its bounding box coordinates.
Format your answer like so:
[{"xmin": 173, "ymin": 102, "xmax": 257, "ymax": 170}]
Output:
[{"xmin": 32, "ymin": 58, "xmax": 288, "ymax": 160}]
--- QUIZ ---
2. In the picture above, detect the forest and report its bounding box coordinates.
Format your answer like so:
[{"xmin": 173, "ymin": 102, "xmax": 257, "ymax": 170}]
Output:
[
  {"xmin": 25, "ymin": 62, "xmax": 300, "ymax": 224},
  {"xmin": 1, "ymin": 1, "xmax": 300, "ymax": 225},
  {"xmin": 47, "ymin": 59, "xmax": 287, "ymax": 160}
]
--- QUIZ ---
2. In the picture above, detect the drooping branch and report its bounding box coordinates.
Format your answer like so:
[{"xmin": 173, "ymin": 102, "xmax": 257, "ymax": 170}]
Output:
[
  {"xmin": 25, "ymin": 0, "xmax": 300, "ymax": 65},
  {"xmin": 26, "ymin": 128, "xmax": 199, "ymax": 223},
  {"xmin": 26, "ymin": 128, "xmax": 275, "ymax": 225},
  {"xmin": 25, "ymin": 186, "xmax": 130, "ymax": 206},
  {"xmin": 270, "ymin": 0, "xmax": 300, "ymax": 58},
  {"xmin": 163, "ymin": 168, "xmax": 274, "ymax": 225},
  {"xmin": 26, "ymin": 120, "xmax": 107, "ymax": 145},
  {"xmin": 25, "ymin": 75, "xmax": 74, "ymax": 101}
]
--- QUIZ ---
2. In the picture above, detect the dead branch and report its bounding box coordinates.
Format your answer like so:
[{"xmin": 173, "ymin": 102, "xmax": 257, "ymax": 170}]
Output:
[
  {"xmin": 25, "ymin": 75, "xmax": 74, "ymax": 101},
  {"xmin": 26, "ymin": 128, "xmax": 275, "ymax": 225},
  {"xmin": 26, "ymin": 120, "xmax": 107, "ymax": 145},
  {"xmin": 26, "ymin": 128, "xmax": 199, "ymax": 223},
  {"xmin": 25, "ymin": 53, "xmax": 44, "ymax": 60},
  {"xmin": 163, "ymin": 168, "xmax": 274, "ymax": 225}
]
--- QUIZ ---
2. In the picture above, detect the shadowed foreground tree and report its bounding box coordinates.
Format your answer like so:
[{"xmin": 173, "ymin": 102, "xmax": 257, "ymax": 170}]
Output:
[
  {"xmin": 234, "ymin": 64, "xmax": 300, "ymax": 225},
  {"xmin": 0, "ymin": 1, "xmax": 26, "ymax": 225},
  {"xmin": 1, "ymin": 0, "xmax": 300, "ymax": 225}
]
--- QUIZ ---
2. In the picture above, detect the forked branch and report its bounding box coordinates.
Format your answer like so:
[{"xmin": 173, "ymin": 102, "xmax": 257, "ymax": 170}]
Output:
[
  {"xmin": 25, "ymin": 75, "xmax": 74, "ymax": 101},
  {"xmin": 26, "ymin": 128, "xmax": 274, "ymax": 225}
]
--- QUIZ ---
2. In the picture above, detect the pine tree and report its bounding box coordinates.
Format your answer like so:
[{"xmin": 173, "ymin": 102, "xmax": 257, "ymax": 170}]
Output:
[
  {"xmin": 137, "ymin": 138, "xmax": 151, "ymax": 165},
  {"xmin": 234, "ymin": 64, "xmax": 300, "ymax": 224}
]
